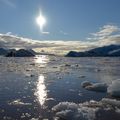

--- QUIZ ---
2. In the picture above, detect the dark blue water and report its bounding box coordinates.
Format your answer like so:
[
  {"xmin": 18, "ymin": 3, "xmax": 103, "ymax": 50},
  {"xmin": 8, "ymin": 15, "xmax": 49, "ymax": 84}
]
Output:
[{"xmin": 0, "ymin": 56, "xmax": 120, "ymax": 119}]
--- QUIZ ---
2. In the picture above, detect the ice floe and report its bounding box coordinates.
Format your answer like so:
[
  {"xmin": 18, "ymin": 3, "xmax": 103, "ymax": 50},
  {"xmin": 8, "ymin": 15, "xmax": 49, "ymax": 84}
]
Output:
[
  {"xmin": 86, "ymin": 83, "xmax": 108, "ymax": 92},
  {"xmin": 81, "ymin": 81, "xmax": 108, "ymax": 92},
  {"xmin": 82, "ymin": 79, "xmax": 120, "ymax": 97},
  {"xmin": 52, "ymin": 98, "xmax": 120, "ymax": 120},
  {"xmin": 81, "ymin": 81, "xmax": 92, "ymax": 88},
  {"xmin": 8, "ymin": 99, "xmax": 32, "ymax": 106},
  {"xmin": 107, "ymin": 79, "xmax": 120, "ymax": 97}
]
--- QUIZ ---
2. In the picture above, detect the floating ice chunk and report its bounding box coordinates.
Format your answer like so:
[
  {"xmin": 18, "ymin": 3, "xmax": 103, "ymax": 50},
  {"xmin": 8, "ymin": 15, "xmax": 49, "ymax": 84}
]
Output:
[
  {"xmin": 55, "ymin": 110, "xmax": 75, "ymax": 120},
  {"xmin": 8, "ymin": 99, "xmax": 32, "ymax": 106},
  {"xmin": 86, "ymin": 83, "xmax": 108, "ymax": 92},
  {"xmin": 81, "ymin": 81, "xmax": 92, "ymax": 88},
  {"xmin": 107, "ymin": 80, "xmax": 120, "ymax": 97},
  {"xmin": 30, "ymin": 118, "xmax": 39, "ymax": 120},
  {"xmin": 81, "ymin": 81, "xmax": 107, "ymax": 92},
  {"xmin": 79, "ymin": 75, "xmax": 86, "ymax": 78},
  {"xmin": 52, "ymin": 98, "xmax": 120, "ymax": 120},
  {"xmin": 52, "ymin": 102, "xmax": 78, "ymax": 112},
  {"xmin": 64, "ymin": 64, "xmax": 71, "ymax": 67},
  {"xmin": 102, "ymin": 98, "xmax": 120, "ymax": 107},
  {"xmin": 46, "ymin": 98, "xmax": 55, "ymax": 101},
  {"xmin": 52, "ymin": 102, "xmax": 96, "ymax": 120}
]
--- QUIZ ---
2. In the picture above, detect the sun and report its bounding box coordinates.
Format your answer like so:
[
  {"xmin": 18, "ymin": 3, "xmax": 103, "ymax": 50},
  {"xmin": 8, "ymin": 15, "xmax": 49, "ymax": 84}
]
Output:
[{"xmin": 36, "ymin": 11, "xmax": 46, "ymax": 32}]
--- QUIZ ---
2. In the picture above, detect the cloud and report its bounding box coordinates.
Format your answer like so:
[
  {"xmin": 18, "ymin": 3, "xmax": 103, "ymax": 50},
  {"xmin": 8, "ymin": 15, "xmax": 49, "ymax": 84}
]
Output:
[
  {"xmin": 1, "ymin": 0, "xmax": 16, "ymax": 8},
  {"xmin": 0, "ymin": 24, "xmax": 120, "ymax": 55},
  {"xmin": 60, "ymin": 30, "xmax": 68, "ymax": 35},
  {"xmin": 41, "ymin": 31, "xmax": 50, "ymax": 35},
  {"xmin": 0, "ymin": 33, "xmax": 92, "ymax": 55},
  {"xmin": 88, "ymin": 24, "xmax": 120, "ymax": 40},
  {"xmin": 92, "ymin": 25, "xmax": 119, "ymax": 37},
  {"xmin": 6, "ymin": 32, "xmax": 12, "ymax": 35},
  {"xmin": 87, "ymin": 24, "xmax": 120, "ymax": 46}
]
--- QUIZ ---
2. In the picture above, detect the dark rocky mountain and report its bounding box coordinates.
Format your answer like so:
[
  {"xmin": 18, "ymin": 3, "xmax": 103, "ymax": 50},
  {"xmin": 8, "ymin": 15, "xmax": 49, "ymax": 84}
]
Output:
[
  {"xmin": 6, "ymin": 49, "xmax": 35, "ymax": 57},
  {"xmin": 66, "ymin": 44, "xmax": 120, "ymax": 57},
  {"xmin": 0, "ymin": 48, "xmax": 8, "ymax": 56},
  {"xmin": 28, "ymin": 49, "xmax": 36, "ymax": 55},
  {"xmin": 15, "ymin": 49, "xmax": 35, "ymax": 57},
  {"xmin": 108, "ymin": 49, "xmax": 120, "ymax": 56}
]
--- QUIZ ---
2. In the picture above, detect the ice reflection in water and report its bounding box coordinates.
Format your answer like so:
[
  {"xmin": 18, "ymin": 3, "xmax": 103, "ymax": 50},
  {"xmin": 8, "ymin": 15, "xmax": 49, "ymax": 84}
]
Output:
[{"xmin": 36, "ymin": 75, "xmax": 47, "ymax": 106}]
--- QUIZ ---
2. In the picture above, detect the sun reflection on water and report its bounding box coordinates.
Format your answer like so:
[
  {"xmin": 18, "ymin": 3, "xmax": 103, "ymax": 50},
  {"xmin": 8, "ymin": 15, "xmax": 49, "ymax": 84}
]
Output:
[
  {"xmin": 35, "ymin": 55, "xmax": 49, "ymax": 64},
  {"xmin": 34, "ymin": 55, "xmax": 49, "ymax": 106},
  {"xmin": 35, "ymin": 75, "xmax": 47, "ymax": 106}
]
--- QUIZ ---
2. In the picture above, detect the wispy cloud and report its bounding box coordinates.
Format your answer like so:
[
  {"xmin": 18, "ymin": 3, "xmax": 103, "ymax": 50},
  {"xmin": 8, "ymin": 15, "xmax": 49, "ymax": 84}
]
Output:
[
  {"xmin": 60, "ymin": 30, "xmax": 68, "ymax": 35},
  {"xmin": 6, "ymin": 32, "xmax": 12, "ymax": 35},
  {"xmin": 87, "ymin": 24, "xmax": 120, "ymax": 47},
  {"xmin": 1, "ymin": 0, "xmax": 16, "ymax": 8},
  {"xmin": 88, "ymin": 24, "xmax": 120, "ymax": 40},
  {"xmin": 41, "ymin": 31, "xmax": 50, "ymax": 35}
]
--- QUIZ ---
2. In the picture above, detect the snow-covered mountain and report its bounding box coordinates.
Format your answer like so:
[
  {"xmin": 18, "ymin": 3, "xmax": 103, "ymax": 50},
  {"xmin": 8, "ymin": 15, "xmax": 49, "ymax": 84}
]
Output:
[{"xmin": 66, "ymin": 44, "xmax": 120, "ymax": 57}]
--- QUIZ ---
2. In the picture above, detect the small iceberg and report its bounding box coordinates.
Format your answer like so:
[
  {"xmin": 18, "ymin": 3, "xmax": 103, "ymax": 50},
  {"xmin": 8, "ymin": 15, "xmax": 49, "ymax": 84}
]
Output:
[
  {"xmin": 107, "ymin": 79, "xmax": 120, "ymax": 97},
  {"xmin": 81, "ymin": 81, "xmax": 92, "ymax": 88},
  {"xmin": 81, "ymin": 81, "xmax": 108, "ymax": 92},
  {"xmin": 86, "ymin": 83, "xmax": 108, "ymax": 92}
]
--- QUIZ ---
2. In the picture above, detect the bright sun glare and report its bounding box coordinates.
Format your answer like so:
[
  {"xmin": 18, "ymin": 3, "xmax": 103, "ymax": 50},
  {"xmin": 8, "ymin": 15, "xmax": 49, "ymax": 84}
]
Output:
[{"xmin": 36, "ymin": 11, "xmax": 46, "ymax": 32}]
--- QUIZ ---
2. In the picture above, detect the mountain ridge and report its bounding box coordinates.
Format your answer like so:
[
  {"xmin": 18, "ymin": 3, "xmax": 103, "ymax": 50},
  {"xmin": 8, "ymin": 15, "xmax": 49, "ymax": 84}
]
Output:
[{"xmin": 66, "ymin": 44, "xmax": 120, "ymax": 57}]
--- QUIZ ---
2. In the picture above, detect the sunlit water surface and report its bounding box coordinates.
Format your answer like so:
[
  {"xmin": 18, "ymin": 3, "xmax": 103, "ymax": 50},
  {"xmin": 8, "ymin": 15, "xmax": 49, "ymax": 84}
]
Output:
[{"xmin": 0, "ymin": 56, "xmax": 120, "ymax": 119}]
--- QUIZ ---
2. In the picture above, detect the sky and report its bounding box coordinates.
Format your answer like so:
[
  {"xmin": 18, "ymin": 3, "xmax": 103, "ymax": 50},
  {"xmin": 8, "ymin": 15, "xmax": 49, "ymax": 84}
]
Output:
[{"xmin": 0, "ymin": 0, "xmax": 120, "ymax": 41}]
